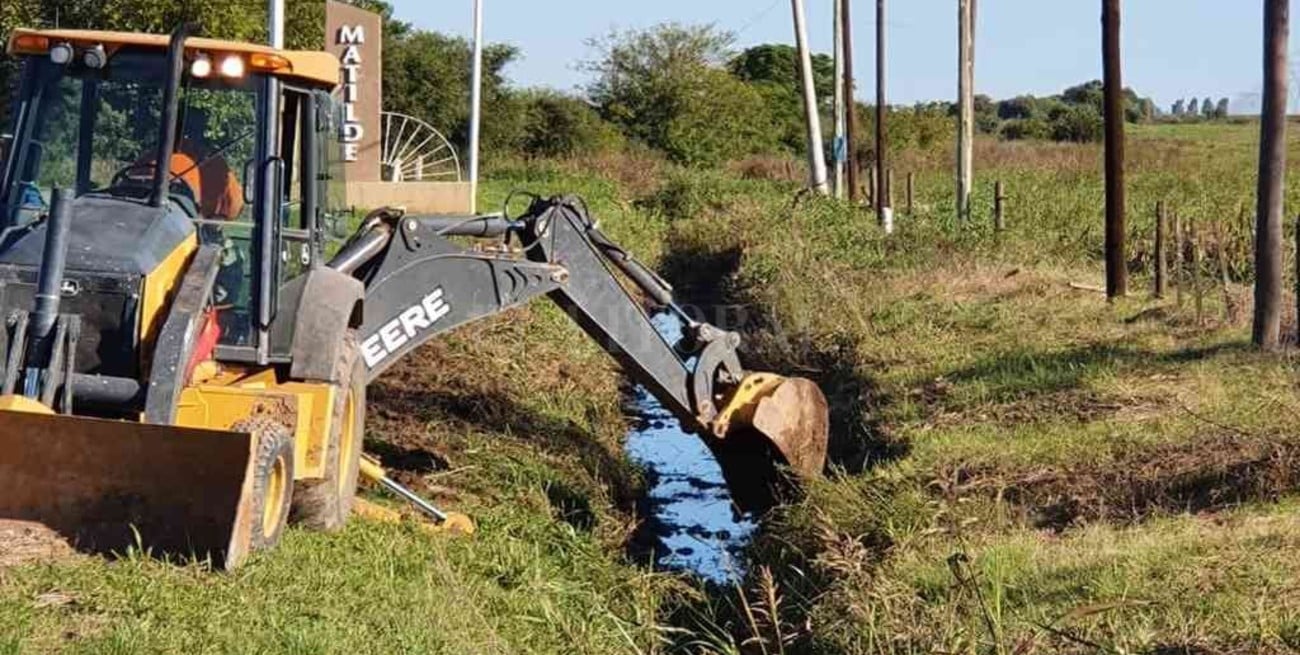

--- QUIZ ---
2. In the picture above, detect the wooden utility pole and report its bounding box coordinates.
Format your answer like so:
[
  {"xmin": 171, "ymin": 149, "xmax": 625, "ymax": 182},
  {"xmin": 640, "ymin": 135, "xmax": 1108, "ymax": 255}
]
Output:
[
  {"xmin": 956, "ymin": 0, "xmax": 975, "ymax": 223},
  {"xmin": 1254, "ymin": 0, "xmax": 1288, "ymax": 349},
  {"xmin": 1102, "ymin": 0, "xmax": 1127, "ymax": 298},
  {"xmin": 791, "ymin": 0, "xmax": 829, "ymax": 194},
  {"xmin": 876, "ymin": 0, "xmax": 890, "ymax": 231},
  {"xmin": 843, "ymin": 0, "xmax": 860, "ymax": 203}
]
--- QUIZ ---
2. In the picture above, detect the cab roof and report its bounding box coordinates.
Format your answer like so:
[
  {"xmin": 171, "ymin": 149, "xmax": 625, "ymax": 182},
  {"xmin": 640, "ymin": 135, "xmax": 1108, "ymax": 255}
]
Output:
[{"xmin": 6, "ymin": 28, "xmax": 339, "ymax": 88}]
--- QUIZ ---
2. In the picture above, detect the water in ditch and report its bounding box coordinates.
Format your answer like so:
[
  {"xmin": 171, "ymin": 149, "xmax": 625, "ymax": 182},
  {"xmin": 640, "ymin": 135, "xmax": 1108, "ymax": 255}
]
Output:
[{"xmin": 624, "ymin": 313, "xmax": 755, "ymax": 583}]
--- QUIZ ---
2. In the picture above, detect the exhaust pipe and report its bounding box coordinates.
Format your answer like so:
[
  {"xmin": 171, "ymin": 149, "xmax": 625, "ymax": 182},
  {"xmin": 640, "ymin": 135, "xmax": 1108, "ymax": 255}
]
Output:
[
  {"xmin": 22, "ymin": 188, "xmax": 72, "ymax": 398},
  {"xmin": 152, "ymin": 23, "xmax": 195, "ymax": 208}
]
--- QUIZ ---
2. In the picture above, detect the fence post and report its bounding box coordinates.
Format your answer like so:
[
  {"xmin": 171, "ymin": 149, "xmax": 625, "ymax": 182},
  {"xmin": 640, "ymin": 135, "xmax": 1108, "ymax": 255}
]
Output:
[
  {"xmin": 1174, "ymin": 210, "xmax": 1184, "ymax": 308},
  {"xmin": 906, "ymin": 172, "xmax": 915, "ymax": 214},
  {"xmin": 994, "ymin": 180, "xmax": 1006, "ymax": 232},
  {"xmin": 1192, "ymin": 217, "xmax": 1203, "ymax": 325},
  {"xmin": 885, "ymin": 169, "xmax": 894, "ymax": 209},
  {"xmin": 1154, "ymin": 200, "xmax": 1167, "ymax": 298},
  {"xmin": 1218, "ymin": 227, "xmax": 1233, "ymax": 321}
]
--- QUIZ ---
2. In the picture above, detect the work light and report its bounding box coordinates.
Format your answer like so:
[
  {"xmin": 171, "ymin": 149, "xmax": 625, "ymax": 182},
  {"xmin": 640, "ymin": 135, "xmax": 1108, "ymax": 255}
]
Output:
[
  {"xmin": 191, "ymin": 54, "xmax": 212, "ymax": 78},
  {"xmin": 82, "ymin": 44, "xmax": 107, "ymax": 70},
  {"xmin": 219, "ymin": 55, "xmax": 245, "ymax": 78},
  {"xmin": 49, "ymin": 42, "xmax": 73, "ymax": 66}
]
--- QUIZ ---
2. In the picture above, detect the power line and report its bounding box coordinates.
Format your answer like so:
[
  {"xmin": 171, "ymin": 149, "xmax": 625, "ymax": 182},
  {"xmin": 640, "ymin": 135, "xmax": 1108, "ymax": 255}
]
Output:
[{"xmin": 735, "ymin": 0, "xmax": 783, "ymax": 37}]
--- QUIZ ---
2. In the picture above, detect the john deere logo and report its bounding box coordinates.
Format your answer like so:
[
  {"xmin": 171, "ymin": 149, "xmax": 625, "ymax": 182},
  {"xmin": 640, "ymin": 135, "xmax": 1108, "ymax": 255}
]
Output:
[{"xmin": 362, "ymin": 288, "xmax": 451, "ymax": 368}]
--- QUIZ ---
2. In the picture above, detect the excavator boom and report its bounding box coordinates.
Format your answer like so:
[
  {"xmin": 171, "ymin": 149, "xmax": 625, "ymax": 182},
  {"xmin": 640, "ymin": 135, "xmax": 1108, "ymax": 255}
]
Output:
[{"xmin": 335, "ymin": 197, "xmax": 830, "ymax": 503}]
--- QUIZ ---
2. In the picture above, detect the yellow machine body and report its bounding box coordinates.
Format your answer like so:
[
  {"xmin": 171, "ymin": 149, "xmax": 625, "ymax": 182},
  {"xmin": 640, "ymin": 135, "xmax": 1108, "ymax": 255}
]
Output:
[
  {"xmin": 0, "ymin": 28, "xmax": 357, "ymax": 568},
  {"xmin": 0, "ymin": 237, "xmax": 340, "ymax": 567},
  {"xmin": 173, "ymin": 366, "xmax": 337, "ymax": 480}
]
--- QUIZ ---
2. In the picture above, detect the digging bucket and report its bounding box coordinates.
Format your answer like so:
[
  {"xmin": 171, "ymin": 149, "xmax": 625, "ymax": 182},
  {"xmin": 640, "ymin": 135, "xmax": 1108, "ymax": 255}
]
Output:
[
  {"xmin": 0, "ymin": 409, "xmax": 260, "ymax": 569},
  {"xmin": 707, "ymin": 375, "xmax": 830, "ymax": 512}
]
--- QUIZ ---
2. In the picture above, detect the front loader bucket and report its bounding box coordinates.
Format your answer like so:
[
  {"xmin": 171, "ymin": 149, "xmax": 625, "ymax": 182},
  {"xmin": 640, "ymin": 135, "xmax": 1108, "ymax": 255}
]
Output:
[
  {"xmin": 708, "ymin": 375, "xmax": 830, "ymax": 512},
  {"xmin": 0, "ymin": 411, "xmax": 259, "ymax": 570}
]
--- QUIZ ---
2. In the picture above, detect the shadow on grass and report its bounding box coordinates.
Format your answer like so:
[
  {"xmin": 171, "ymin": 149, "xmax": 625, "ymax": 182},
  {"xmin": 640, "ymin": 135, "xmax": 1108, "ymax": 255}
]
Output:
[
  {"xmin": 367, "ymin": 382, "xmax": 639, "ymax": 525},
  {"xmin": 943, "ymin": 339, "xmax": 1253, "ymax": 407}
]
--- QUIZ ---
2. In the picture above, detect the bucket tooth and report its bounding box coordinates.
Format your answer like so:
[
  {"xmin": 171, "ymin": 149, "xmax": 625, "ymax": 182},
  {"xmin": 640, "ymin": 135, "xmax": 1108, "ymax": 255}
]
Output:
[{"xmin": 0, "ymin": 410, "xmax": 260, "ymax": 569}]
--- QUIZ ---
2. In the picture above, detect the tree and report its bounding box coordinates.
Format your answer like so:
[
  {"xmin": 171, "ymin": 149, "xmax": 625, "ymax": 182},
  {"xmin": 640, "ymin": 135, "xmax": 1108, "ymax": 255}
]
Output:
[
  {"xmin": 383, "ymin": 29, "xmax": 521, "ymax": 154},
  {"xmin": 516, "ymin": 90, "xmax": 624, "ymax": 158},
  {"xmin": 728, "ymin": 43, "xmax": 834, "ymax": 102},
  {"xmin": 997, "ymin": 95, "xmax": 1038, "ymax": 120},
  {"xmin": 584, "ymin": 23, "xmax": 779, "ymax": 165},
  {"xmin": 974, "ymin": 94, "xmax": 1000, "ymax": 133},
  {"xmin": 1001, "ymin": 117, "xmax": 1051, "ymax": 140},
  {"xmin": 1063, "ymin": 80, "xmax": 1104, "ymax": 110},
  {"xmin": 1202, "ymin": 97, "xmax": 1215, "ymax": 119},
  {"xmin": 1188, "ymin": 97, "xmax": 1200, "ymax": 115},
  {"xmin": 729, "ymin": 43, "xmax": 833, "ymax": 153},
  {"xmin": 1215, "ymin": 97, "xmax": 1230, "ymax": 118},
  {"xmin": 1139, "ymin": 98, "xmax": 1156, "ymax": 121}
]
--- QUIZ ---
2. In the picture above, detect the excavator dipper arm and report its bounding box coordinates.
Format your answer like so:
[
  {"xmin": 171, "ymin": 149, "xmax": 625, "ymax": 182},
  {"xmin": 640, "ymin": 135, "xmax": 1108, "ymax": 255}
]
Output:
[{"xmin": 334, "ymin": 196, "xmax": 829, "ymax": 489}]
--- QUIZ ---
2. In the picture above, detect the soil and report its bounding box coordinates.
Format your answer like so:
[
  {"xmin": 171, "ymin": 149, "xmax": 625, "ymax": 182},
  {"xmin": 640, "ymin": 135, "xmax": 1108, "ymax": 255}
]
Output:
[{"xmin": 0, "ymin": 520, "xmax": 76, "ymax": 568}]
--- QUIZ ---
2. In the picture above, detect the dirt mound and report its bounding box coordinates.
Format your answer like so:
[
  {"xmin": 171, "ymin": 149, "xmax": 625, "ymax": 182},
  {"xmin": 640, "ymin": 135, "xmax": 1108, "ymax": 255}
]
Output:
[
  {"xmin": 0, "ymin": 520, "xmax": 76, "ymax": 568},
  {"xmin": 948, "ymin": 433, "xmax": 1300, "ymax": 530}
]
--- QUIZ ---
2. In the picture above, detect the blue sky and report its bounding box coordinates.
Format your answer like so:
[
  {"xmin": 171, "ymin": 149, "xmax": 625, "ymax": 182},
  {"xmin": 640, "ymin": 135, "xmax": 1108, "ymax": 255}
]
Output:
[{"xmin": 390, "ymin": 1, "xmax": 1293, "ymax": 113}]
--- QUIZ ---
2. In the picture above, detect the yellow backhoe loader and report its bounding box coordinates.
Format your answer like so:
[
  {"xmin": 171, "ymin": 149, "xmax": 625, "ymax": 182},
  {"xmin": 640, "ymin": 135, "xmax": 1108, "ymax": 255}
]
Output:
[{"xmin": 0, "ymin": 25, "xmax": 830, "ymax": 569}]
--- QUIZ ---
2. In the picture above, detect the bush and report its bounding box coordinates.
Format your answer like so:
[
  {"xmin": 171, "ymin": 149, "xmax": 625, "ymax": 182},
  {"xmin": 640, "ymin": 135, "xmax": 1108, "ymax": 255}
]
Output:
[
  {"xmin": 516, "ymin": 91, "xmax": 624, "ymax": 158},
  {"xmin": 662, "ymin": 69, "xmax": 781, "ymax": 166},
  {"xmin": 853, "ymin": 103, "xmax": 951, "ymax": 161},
  {"xmin": 1001, "ymin": 117, "xmax": 1052, "ymax": 141},
  {"xmin": 1049, "ymin": 105, "xmax": 1104, "ymax": 143},
  {"xmin": 640, "ymin": 167, "xmax": 749, "ymax": 219}
]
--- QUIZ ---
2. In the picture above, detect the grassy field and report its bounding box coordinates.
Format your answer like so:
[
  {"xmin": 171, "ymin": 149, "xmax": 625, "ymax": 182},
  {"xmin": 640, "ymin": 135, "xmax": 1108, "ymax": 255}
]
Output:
[
  {"xmin": 655, "ymin": 121, "xmax": 1300, "ymax": 654},
  {"xmin": 3, "ymin": 122, "xmax": 1300, "ymax": 654}
]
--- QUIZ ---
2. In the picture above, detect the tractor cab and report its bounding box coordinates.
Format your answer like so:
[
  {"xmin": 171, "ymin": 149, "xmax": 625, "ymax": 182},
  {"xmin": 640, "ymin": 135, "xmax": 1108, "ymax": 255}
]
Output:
[{"xmin": 0, "ymin": 28, "xmax": 347, "ymax": 367}]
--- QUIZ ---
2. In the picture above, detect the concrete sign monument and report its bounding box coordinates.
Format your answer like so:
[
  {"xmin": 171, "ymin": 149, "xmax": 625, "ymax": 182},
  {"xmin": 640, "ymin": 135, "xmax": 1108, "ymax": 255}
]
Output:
[
  {"xmin": 325, "ymin": 0, "xmax": 382, "ymax": 183},
  {"xmin": 323, "ymin": 0, "xmax": 472, "ymax": 213}
]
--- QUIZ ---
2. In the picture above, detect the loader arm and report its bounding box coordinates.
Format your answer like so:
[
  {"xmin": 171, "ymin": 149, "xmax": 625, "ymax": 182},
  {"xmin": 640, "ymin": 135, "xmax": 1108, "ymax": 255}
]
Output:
[{"xmin": 333, "ymin": 196, "xmax": 829, "ymax": 486}]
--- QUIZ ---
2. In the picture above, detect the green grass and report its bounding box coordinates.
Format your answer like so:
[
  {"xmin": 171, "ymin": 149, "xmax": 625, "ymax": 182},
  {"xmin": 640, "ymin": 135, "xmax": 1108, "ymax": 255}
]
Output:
[
  {"xmin": 650, "ymin": 122, "xmax": 1300, "ymax": 653},
  {"xmin": 6, "ymin": 123, "xmax": 1300, "ymax": 654}
]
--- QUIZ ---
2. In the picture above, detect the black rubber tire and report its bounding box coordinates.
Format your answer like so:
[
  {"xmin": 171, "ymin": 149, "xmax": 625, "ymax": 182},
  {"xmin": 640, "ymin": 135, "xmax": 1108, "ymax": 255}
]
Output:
[
  {"xmin": 290, "ymin": 331, "xmax": 366, "ymax": 531},
  {"xmin": 235, "ymin": 417, "xmax": 295, "ymax": 551}
]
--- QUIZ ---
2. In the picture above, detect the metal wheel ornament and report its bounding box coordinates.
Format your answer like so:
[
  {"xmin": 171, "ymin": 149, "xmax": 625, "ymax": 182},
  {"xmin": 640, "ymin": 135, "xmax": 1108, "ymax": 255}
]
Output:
[{"xmin": 380, "ymin": 112, "xmax": 462, "ymax": 182}]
